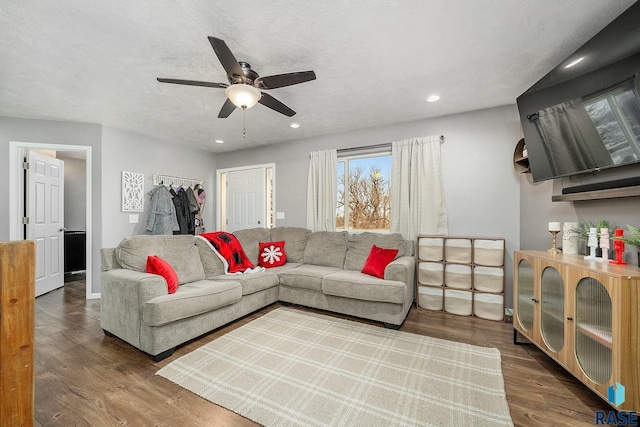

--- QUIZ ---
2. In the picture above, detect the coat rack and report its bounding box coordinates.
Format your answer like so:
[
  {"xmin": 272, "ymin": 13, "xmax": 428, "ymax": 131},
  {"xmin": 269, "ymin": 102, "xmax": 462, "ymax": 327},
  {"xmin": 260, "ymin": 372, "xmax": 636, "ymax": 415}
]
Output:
[
  {"xmin": 152, "ymin": 173, "xmax": 206, "ymax": 234},
  {"xmin": 152, "ymin": 173, "xmax": 204, "ymax": 188}
]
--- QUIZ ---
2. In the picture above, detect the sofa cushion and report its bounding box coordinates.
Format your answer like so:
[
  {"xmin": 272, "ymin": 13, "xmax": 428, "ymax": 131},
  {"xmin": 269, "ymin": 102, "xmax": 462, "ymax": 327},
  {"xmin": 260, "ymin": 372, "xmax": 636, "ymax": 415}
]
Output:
[
  {"xmin": 264, "ymin": 262, "xmax": 301, "ymax": 273},
  {"xmin": 278, "ymin": 264, "xmax": 342, "ymax": 292},
  {"xmin": 233, "ymin": 227, "xmax": 272, "ymax": 265},
  {"xmin": 269, "ymin": 227, "xmax": 311, "ymax": 263},
  {"xmin": 344, "ymin": 232, "xmax": 406, "ymax": 271},
  {"xmin": 303, "ymin": 231, "xmax": 348, "ymax": 268},
  {"xmin": 322, "ymin": 270, "xmax": 405, "ymax": 304},
  {"xmin": 211, "ymin": 270, "xmax": 280, "ymax": 296},
  {"xmin": 258, "ymin": 241, "xmax": 287, "ymax": 268},
  {"xmin": 404, "ymin": 240, "xmax": 415, "ymax": 257},
  {"xmin": 142, "ymin": 280, "xmax": 242, "ymax": 326},
  {"xmin": 146, "ymin": 255, "xmax": 179, "ymax": 294},
  {"xmin": 195, "ymin": 237, "xmax": 226, "ymax": 278},
  {"xmin": 116, "ymin": 235, "xmax": 205, "ymax": 285},
  {"xmin": 361, "ymin": 245, "xmax": 399, "ymax": 279}
]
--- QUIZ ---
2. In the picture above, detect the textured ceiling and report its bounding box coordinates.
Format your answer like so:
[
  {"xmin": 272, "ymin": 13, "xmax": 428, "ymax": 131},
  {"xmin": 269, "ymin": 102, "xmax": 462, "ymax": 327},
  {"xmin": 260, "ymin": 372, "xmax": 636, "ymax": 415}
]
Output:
[{"xmin": 0, "ymin": 0, "xmax": 636, "ymax": 153}]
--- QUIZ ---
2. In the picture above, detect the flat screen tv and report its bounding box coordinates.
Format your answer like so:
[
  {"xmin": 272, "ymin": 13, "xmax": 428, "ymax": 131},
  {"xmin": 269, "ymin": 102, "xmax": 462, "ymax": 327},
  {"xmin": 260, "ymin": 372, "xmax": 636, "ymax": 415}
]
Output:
[{"xmin": 517, "ymin": 2, "xmax": 640, "ymax": 183}]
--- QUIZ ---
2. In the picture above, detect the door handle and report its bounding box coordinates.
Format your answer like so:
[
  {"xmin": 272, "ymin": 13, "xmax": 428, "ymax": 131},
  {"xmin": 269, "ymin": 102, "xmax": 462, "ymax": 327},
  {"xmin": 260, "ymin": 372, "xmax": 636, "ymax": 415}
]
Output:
[
  {"xmin": 59, "ymin": 227, "xmax": 67, "ymax": 232},
  {"xmin": 258, "ymin": 220, "xmax": 261, "ymax": 224}
]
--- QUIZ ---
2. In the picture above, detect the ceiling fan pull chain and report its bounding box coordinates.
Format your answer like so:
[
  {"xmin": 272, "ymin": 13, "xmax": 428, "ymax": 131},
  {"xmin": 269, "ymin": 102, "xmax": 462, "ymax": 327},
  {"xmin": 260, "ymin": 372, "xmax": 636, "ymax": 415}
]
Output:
[{"xmin": 242, "ymin": 106, "xmax": 247, "ymax": 138}]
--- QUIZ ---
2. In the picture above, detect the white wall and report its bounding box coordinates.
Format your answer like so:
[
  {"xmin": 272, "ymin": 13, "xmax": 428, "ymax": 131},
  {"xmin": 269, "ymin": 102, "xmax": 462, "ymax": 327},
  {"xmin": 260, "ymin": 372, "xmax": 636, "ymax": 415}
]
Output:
[
  {"xmin": 520, "ymin": 173, "xmax": 640, "ymax": 265},
  {"xmin": 1, "ymin": 118, "xmax": 218, "ymax": 295},
  {"xmin": 59, "ymin": 154, "xmax": 87, "ymax": 230},
  {"xmin": 100, "ymin": 126, "xmax": 217, "ymax": 248},
  {"xmin": 216, "ymin": 104, "xmax": 522, "ymax": 306},
  {"xmin": 0, "ymin": 116, "xmax": 103, "ymax": 296},
  {"xmin": 2, "ymin": 109, "xmax": 530, "ymax": 304}
]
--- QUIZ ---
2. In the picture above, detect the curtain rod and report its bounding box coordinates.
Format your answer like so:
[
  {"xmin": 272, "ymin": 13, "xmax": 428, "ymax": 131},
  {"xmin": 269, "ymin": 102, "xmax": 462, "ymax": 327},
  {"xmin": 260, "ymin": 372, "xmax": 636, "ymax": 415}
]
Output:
[{"xmin": 337, "ymin": 135, "xmax": 444, "ymax": 154}]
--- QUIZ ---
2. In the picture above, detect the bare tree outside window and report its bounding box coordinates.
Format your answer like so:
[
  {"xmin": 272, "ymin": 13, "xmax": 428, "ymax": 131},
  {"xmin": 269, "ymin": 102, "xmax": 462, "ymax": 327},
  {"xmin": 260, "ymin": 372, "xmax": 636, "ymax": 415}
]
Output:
[{"xmin": 337, "ymin": 155, "xmax": 391, "ymax": 231}]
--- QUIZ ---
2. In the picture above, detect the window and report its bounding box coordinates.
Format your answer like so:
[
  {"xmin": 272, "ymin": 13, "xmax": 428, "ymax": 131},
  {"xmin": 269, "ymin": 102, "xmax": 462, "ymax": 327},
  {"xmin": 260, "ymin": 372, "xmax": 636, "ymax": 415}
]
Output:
[{"xmin": 337, "ymin": 152, "xmax": 392, "ymax": 231}]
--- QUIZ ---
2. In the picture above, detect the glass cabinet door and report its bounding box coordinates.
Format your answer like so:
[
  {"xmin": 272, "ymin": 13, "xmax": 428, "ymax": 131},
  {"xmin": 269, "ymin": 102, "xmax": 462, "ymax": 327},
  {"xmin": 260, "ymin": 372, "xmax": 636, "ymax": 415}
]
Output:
[
  {"xmin": 516, "ymin": 259, "xmax": 534, "ymax": 331},
  {"xmin": 540, "ymin": 266, "xmax": 564, "ymax": 352},
  {"xmin": 575, "ymin": 277, "xmax": 612, "ymax": 384}
]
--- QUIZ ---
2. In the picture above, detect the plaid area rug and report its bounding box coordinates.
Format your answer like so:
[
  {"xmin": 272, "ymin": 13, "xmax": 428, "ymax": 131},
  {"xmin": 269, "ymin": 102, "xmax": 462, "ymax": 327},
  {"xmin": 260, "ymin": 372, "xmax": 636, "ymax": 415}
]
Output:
[{"xmin": 156, "ymin": 307, "xmax": 513, "ymax": 427}]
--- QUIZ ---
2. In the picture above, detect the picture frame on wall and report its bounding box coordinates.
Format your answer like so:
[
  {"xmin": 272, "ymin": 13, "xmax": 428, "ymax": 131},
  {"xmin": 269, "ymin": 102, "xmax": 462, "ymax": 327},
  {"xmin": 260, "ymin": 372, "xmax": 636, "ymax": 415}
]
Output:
[{"xmin": 122, "ymin": 171, "xmax": 144, "ymax": 212}]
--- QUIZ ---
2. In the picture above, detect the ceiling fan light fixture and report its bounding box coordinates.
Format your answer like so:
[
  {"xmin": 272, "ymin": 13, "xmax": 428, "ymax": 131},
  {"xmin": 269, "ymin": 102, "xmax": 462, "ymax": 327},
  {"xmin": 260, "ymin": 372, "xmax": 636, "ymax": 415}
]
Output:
[{"xmin": 225, "ymin": 84, "xmax": 261, "ymax": 109}]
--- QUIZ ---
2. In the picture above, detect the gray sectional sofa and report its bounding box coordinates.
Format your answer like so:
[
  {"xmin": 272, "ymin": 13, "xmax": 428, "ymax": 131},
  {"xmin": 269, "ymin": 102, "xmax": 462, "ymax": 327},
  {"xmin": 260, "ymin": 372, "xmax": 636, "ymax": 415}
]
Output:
[{"xmin": 100, "ymin": 227, "xmax": 415, "ymax": 361}]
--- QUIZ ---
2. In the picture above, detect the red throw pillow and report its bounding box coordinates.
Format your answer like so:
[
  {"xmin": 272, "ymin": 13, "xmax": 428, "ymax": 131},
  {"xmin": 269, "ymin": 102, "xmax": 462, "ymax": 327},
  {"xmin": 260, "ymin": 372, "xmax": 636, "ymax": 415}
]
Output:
[
  {"xmin": 146, "ymin": 255, "xmax": 179, "ymax": 294},
  {"xmin": 258, "ymin": 241, "xmax": 287, "ymax": 268},
  {"xmin": 361, "ymin": 245, "xmax": 399, "ymax": 279}
]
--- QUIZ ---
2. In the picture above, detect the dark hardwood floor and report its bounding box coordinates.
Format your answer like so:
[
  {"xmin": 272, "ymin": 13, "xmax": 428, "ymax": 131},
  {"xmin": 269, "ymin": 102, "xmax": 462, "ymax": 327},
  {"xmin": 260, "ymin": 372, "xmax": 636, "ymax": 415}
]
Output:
[{"xmin": 33, "ymin": 275, "xmax": 612, "ymax": 426}]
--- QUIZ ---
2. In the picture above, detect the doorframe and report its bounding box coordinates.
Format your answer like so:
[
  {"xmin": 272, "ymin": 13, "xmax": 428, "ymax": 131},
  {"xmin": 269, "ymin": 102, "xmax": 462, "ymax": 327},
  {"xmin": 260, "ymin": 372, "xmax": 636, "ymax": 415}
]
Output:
[
  {"xmin": 9, "ymin": 141, "xmax": 95, "ymax": 300},
  {"xmin": 216, "ymin": 163, "xmax": 276, "ymax": 231}
]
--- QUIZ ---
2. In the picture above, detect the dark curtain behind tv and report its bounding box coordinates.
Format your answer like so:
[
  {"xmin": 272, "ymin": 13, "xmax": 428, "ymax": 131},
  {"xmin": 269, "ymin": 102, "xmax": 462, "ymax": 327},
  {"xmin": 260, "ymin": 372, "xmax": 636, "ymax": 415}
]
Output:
[{"xmin": 533, "ymin": 99, "xmax": 613, "ymax": 177}]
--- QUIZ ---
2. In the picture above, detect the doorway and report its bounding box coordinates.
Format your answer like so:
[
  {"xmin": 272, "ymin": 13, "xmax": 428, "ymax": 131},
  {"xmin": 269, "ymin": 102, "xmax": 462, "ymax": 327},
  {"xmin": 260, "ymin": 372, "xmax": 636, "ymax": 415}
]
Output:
[
  {"xmin": 217, "ymin": 164, "xmax": 275, "ymax": 232},
  {"xmin": 9, "ymin": 142, "xmax": 94, "ymax": 299}
]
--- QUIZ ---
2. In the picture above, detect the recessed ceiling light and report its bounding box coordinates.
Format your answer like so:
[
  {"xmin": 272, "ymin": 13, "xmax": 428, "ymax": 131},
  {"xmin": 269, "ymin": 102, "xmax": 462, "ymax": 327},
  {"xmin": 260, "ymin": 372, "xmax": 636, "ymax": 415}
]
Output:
[
  {"xmin": 290, "ymin": 123, "xmax": 300, "ymax": 129},
  {"xmin": 564, "ymin": 57, "xmax": 584, "ymax": 69},
  {"xmin": 427, "ymin": 95, "xmax": 440, "ymax": 102},
  {"xmin": 214, "ymin": 139, "xmax": 224, "ymax": 144}
]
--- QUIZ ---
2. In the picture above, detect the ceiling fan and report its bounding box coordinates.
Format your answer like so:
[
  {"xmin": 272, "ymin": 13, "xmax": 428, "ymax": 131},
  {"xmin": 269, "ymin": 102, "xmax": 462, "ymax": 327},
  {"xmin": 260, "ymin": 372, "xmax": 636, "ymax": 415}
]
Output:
[{"xmin": 157, "ymin": 37, "xmax": 316, "ymax": 118}]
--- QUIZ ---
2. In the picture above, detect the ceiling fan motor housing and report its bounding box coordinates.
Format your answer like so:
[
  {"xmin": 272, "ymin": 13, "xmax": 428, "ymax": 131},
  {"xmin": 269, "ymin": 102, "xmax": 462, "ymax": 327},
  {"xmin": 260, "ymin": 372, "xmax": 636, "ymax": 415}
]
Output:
[{"xmin": 237, "ymin": 62, "xmax": 259, "ymax": 84}]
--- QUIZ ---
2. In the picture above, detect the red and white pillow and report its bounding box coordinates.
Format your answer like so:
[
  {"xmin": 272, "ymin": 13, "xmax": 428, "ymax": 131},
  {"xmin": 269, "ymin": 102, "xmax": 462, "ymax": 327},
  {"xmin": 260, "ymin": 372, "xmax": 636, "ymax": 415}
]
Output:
[
  {"xmin": 361, "ymin": 245, "xmax": 399, "ymax": 279},
  {"xmin": 258, "ymin": 241, "xmax": 287, "ymax": 268}
]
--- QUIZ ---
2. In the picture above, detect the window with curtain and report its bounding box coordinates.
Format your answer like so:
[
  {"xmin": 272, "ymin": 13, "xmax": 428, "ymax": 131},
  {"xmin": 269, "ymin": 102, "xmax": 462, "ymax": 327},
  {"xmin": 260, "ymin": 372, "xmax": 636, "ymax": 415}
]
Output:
[
  {"xmin": 327, "ymin": 135, "xmax": 446, "ymax": 239},
  {"xmin": 390, "ymin": 135, "xmax": 448, "ymax": 238},
  {"xmin": 336, "ymin": 151, "xmax": 392, "ymax": 232},
  {"xmin": 306, "ymin": 149, "xmax": 337, "ymax": 232}
]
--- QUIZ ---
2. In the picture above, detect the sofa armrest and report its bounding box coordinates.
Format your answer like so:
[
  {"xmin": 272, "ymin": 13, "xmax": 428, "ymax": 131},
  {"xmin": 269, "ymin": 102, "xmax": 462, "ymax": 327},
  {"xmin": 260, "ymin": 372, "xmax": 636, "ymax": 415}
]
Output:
[
  {"xmin": 384, "ymin": 256, "xmax": 416, "ymax": 300},
  {"xmin": 101, "ymin": 247, "xmax": 120, "ymax": 271},
  {"xmin": 100, "ymin": 269, "xmax": 168, "ymax": 348}
]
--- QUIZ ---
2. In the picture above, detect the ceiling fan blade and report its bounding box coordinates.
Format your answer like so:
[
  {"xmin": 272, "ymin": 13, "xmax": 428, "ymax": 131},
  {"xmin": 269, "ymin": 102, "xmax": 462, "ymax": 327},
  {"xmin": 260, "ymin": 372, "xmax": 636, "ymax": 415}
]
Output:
[
  {"xmin": 157, "ymin": 78, "xmax": 227, "ymax": 89},
  {"xmin": 208, "ymin": 37, "xmax": 245, "ymax": 83},
  {"xmin": 258, "ymin": 93, "xmax": 296, "ymax": 117},
  {"xmin": 255, "ymin": 71, "xmax": 316, "ymax": 89},
  {"xmin": 218, "ymin": 98, "xmax": 236, "ymax": 118}
]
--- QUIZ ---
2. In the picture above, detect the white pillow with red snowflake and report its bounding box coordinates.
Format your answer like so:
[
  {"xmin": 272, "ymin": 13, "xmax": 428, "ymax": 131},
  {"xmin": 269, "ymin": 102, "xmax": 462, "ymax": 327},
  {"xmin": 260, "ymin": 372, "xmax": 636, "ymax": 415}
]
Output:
[{"xmin": 258, "ymin": 241, "xmax": 287, "ymax": 268}]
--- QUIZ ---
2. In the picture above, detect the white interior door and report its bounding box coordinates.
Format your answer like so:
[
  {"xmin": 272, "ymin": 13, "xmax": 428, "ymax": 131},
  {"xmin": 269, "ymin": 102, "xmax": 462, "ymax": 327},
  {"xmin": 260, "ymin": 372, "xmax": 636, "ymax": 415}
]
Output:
[
  {"xmin": 225, "ymin": 167, "xmax": 266, "ymax": 232},
  {"xmin": 28, "ymin": 151, "xmax": 65, "ymax": 297}
]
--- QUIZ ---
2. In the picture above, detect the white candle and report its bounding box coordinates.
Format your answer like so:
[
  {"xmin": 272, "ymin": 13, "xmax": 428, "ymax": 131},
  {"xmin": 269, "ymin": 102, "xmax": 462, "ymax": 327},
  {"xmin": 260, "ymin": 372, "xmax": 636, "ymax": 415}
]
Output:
[{"xmin": 548, "ymin": 222, "xmax": 561, "ymax": 232}]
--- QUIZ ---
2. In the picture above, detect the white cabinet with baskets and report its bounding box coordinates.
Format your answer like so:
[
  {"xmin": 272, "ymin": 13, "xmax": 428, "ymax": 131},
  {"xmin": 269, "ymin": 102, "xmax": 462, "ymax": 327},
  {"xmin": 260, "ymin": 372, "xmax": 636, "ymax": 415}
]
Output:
[{"xmin": 416, "ymin": 235, "xmax": 506, "ymax": 321}]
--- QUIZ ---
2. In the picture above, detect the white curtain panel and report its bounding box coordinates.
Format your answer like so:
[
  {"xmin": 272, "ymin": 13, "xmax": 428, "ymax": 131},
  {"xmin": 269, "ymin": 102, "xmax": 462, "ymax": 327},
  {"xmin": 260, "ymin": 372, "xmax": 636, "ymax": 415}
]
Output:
[
  {"xmin": 391, "ymin": 136, "xmax": 448, "ymax": 239},
  {"xmin": 306, "ymin": 149, "xmax": 338, "ymax": 231}
]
